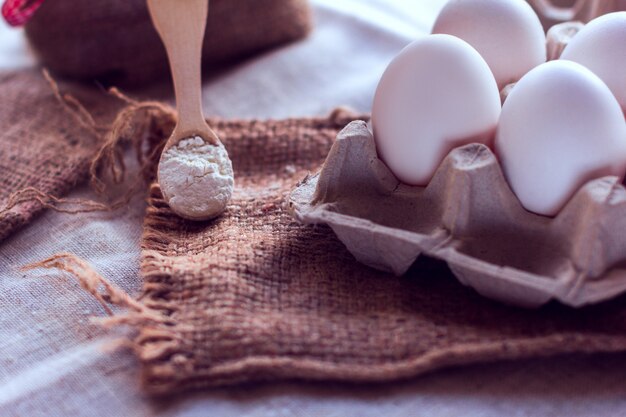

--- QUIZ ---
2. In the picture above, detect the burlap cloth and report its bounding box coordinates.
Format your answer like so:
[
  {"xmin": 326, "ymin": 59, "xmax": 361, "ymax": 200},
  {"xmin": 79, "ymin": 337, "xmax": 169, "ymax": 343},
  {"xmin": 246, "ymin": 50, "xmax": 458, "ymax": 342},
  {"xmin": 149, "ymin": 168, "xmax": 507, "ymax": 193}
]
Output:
[
  {"xmin": 0, "ymin": 70, "xmax": 122, "ymax": 241},
  {"xmin": 4, "ymin": 70, "xmax": 626, "ymax": 395},
  {"xmin": 24, "ymin": 0, "xmax": 312, "ymax": 86}
]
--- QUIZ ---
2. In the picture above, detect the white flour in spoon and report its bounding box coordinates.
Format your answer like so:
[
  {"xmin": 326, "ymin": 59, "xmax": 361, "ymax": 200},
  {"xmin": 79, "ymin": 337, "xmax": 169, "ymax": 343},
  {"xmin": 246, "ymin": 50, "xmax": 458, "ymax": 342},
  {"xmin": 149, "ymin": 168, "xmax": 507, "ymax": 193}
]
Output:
[{"xmin": 158, "ymin": 136, "xmax": 234, "ymax": 220}]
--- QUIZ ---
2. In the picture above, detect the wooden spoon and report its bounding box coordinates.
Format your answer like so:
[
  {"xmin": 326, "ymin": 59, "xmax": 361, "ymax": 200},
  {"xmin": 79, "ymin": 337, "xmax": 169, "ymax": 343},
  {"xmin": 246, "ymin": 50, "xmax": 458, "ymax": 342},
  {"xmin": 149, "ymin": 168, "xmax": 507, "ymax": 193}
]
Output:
[{"xmin": 147, "ymin": 0, "xmax": 234, "ymax": 221}]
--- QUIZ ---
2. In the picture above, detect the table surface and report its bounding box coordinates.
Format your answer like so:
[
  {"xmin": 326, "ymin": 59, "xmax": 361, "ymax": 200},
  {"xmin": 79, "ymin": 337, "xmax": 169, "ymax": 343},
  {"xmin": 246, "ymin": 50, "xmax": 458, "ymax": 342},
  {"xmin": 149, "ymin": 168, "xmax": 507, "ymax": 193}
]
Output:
[{"xmin": 1, "ymin": 1, "xmax": 626, "ymax": 416}]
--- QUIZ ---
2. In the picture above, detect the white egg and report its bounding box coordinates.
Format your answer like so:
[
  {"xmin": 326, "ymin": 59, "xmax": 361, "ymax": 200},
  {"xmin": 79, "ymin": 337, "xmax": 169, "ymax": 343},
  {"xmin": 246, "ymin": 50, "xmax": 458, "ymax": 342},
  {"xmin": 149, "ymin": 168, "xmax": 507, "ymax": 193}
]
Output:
[
  {"xmin": 372, "ymin": 34, "xmax": 501, "ymax": 186},
  {"xmin": 432, "ymin": 0, "xmax": 547, "ymax": 89},
  {"xmin": 495, "ymin": 60, "xmax": 626, "ymax": 217},
  {"xmin": 561, "ymin": 12, "xmax": 626, "ymax": 114}
]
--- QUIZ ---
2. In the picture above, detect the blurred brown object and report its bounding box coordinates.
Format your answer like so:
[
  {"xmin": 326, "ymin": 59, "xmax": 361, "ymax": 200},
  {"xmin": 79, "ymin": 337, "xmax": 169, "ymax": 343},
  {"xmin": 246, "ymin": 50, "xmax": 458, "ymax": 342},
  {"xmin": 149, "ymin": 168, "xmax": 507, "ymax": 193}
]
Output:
[
  {"xmin": 527, "ymin": 0, "xmax": 626, "ymax": 30},
  {"xmin": 24, "ymin": 0, "xmax": 313, "ymax": 87}
]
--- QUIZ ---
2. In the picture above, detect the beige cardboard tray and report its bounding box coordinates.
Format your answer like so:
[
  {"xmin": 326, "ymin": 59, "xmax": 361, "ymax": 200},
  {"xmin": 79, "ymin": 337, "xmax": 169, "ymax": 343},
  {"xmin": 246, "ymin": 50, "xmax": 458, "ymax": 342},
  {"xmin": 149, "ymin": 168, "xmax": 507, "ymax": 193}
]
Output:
[{"xmin": 289, "ymin": 121, "xmax": 626, "ymax": 308}]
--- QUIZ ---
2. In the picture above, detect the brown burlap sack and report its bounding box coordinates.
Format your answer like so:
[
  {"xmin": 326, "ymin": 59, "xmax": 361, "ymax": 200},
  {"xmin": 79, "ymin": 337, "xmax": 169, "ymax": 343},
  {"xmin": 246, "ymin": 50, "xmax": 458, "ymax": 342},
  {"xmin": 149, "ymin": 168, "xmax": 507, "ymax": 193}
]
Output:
[
  {"xmin": 8, "ymin": 72, "xmax": 626, "ymax": 395},
  {"xmin": 24, "ymin": 0, "xmax": 312, "ymax": 87},
  {"xmin": 0, "ymin": 70, "xmax": 122, "ymax": 241}
]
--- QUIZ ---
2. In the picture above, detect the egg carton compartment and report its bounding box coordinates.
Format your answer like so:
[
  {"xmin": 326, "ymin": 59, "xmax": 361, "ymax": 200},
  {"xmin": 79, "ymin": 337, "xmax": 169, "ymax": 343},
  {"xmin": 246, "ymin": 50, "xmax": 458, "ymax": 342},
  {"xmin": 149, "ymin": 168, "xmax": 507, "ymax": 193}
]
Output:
[{"xmin": 289, "ymin": 120, "xmax": 626, "ymax": 308}]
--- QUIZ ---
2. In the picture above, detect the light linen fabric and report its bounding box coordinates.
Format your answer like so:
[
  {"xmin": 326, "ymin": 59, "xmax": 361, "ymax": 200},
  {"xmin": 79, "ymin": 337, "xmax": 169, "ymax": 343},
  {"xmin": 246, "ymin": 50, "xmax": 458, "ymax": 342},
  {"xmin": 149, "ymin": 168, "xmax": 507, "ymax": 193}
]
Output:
[{"xmin": 1, "ymin": 1, "xmax": 626, "ymax": 416}]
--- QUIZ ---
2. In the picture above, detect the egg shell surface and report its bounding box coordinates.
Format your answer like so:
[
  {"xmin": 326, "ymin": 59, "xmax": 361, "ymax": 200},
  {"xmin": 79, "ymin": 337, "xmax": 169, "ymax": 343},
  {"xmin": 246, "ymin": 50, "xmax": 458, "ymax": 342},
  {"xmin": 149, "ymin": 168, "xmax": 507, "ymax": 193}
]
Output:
[
  {"xmin": 372, "ymin": 34, "xmax": 501, "ymax": 186},
  {"xmin": 561, "ymin": 12, "xmax": 626, "ymax": 114},
  {"xmin": 432, "ymin": 0, "xmax": 547, "ymax": 88},
  {"xmin": 495, "ymin": 60, "xmax": 626, "ymax": 217}
]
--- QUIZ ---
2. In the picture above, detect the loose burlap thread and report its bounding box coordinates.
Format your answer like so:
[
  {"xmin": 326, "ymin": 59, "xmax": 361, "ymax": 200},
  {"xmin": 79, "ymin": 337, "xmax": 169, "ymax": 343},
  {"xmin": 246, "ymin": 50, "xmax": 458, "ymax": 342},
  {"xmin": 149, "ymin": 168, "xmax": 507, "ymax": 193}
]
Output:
[{"xmin": 5, "ymin": 70, "xmax": 626, "ymax": 395}]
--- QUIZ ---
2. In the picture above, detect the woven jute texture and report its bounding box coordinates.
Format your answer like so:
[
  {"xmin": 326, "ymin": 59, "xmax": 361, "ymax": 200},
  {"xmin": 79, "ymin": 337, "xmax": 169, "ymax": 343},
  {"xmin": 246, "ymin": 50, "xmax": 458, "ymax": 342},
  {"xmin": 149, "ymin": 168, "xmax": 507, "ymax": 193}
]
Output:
[
  {"xmin": 137, "ymin": 110, "xmax": 626, "ymax": 395},
  {"xmin": 24, "ymin": 0, "xmax": 312, "ymax": 87},
  {"xmin": 0, "ymin": 70, "xmax": 119, "ymax": 241}
]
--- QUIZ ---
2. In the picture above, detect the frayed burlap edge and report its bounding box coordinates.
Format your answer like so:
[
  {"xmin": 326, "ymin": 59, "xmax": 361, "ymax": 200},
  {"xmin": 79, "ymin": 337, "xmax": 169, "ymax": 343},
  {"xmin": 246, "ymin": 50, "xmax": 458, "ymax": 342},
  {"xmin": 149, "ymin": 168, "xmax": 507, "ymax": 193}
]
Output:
[{"xmin": 25, "ymin": 252, "xmax": 626, "ymax": 395}]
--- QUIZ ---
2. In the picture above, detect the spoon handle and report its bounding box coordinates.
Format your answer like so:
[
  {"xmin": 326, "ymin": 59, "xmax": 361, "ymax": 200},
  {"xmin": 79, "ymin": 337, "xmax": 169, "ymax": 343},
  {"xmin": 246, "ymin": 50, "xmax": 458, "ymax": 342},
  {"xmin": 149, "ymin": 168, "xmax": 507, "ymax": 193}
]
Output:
[{"xmin": 147, "ymin": 0, "xmax": 215, "ymax": 141}]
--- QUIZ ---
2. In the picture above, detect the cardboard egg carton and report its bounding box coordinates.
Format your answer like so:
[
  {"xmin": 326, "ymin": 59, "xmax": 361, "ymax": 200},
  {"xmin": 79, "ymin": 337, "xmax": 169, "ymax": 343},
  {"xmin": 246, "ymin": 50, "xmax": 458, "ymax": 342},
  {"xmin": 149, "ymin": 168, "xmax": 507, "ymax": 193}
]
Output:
[
  {"xmin": 289, "ymin": 121, "xmax": 626, "ymax": 308},
  {"xmin": 527, "ymin": 0, "xmax": 625, "ymax": 30}
]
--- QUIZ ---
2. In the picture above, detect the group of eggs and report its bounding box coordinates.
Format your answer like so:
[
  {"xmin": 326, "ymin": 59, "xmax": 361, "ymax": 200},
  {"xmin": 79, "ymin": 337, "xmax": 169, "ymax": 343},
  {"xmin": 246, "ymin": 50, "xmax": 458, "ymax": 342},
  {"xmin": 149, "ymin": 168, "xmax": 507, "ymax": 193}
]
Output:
[{"xmin": 371, "ymin": 0, "xmax": 626, "ymax": 216}]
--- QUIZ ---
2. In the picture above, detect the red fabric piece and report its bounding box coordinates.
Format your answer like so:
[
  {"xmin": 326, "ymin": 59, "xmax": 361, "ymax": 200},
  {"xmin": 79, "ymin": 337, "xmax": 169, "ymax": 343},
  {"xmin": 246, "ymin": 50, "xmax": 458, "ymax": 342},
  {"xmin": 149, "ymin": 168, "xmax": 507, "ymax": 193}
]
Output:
[{"xmin": 2, "ymin": 0, "xmax": 45, "ymax": 26}]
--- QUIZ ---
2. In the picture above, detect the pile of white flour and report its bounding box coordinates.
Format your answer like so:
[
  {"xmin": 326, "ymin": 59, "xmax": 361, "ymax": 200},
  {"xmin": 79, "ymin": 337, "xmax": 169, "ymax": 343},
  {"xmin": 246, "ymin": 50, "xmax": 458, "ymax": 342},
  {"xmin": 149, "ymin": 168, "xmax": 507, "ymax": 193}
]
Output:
[{"xmin": 158, "ymin": 136, "xmax": 234, "ymax": 220}]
